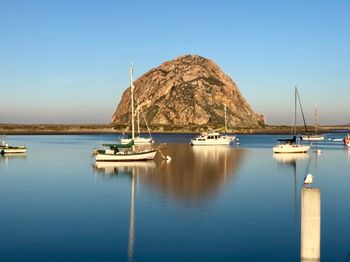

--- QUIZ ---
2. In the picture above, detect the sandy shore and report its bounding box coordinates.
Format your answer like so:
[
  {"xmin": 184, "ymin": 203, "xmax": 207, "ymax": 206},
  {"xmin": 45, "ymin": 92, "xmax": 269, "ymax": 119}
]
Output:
[{"xmin": 0, "ymin": 124, "xmax": 349, "ymax": 135}]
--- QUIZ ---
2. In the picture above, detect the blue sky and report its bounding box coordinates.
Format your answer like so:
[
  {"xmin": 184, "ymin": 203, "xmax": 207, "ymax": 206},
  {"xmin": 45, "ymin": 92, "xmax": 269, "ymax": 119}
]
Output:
[{"xmin": 0, "ymin": 0, "xmax": 349, "ymax": 125}]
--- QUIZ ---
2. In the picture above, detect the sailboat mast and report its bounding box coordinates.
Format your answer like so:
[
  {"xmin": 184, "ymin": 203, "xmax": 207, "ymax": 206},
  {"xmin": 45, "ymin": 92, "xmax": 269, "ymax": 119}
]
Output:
[
  {"xmin": 294, "ymin": 87, "xmax": 297, "ymax": 135},
  {"xmin": 224, "ymin": 104, "xmax": 227, "ymax": 134},
  {"xmin": 314, "ymin": 106, "xmax": 318, "ymax": 134},
  {"xmin": 137, "ymin": 99, "xmax": 140, "ymax": 136},
  {"xmin": 130, "ymin": 64, "xmax": 135, "ymax": 140}
]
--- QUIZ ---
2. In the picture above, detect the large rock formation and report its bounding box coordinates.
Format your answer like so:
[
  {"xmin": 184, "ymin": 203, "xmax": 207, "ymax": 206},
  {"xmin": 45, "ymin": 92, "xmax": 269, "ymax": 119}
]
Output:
[{"xmin": 111, "ymin": 55, "xmax": 265, "ymax": 130}]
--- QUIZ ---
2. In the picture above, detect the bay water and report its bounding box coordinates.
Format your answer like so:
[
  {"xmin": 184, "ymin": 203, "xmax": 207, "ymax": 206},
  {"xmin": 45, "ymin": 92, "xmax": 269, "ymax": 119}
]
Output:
[{"xmin": 0, "ymin": 134, "xmax": 349, "ymax": 261}]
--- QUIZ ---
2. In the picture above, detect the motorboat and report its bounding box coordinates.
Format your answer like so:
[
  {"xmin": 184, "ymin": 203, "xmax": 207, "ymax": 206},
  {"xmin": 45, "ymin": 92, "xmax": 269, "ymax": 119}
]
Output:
[
  {"xmin": 0, "ymin": 140, "xmax": 27, "ymax": 154},
  {"xmin": 190, "ymin": 130, "xmax": 235, "ymax": 146},
  {"xmin": 301, "ymin": 134, "xmax": 325, "ymax": 141}
]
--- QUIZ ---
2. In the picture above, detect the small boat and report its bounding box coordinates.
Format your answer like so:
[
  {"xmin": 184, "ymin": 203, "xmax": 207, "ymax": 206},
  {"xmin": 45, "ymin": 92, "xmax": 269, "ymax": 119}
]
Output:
[
  {"xmin": 273, "ymin": 87, "xmax": 310, "ymax": 154},
  {"xmin": 344, "ymin": 134, "xmax": 350, "ymax": 147},
  {"xmin": 300, "ymin": 107, "xmax": 325, "ymax": 141},
  {"xmin": 0, "ymin": 140, "xmax": 27, "ymax": 154},
  {"xmin": 191, "ymin": 105, "xmax": 236, "ymax": 146},
  {"xmin": 120, "ymin": 99, "xmax": 154, "ymax": 145},
  {"xmin": 190, "ymin": 130, "xmax": 235, "ymax": 146},
  {"xmin": 120, "ymin": 133, "xmax": 154, "ymax": 145},
  {"xmin": 301, "ymin": 134, "xmax": 325, "ymax": 141},
  {"xmin": 273, "ymin": 136, "xmax": 310, "ymax": 154},
  {"xmin": 95, "ymin": 142, "xmax": 158, "ymax": 161}
]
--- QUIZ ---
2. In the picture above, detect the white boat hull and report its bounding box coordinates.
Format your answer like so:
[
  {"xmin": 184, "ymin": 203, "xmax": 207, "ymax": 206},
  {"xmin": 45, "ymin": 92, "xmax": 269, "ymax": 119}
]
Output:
[
  {"xmin": 191, "ymin": 135, "xmax": 236, "ymax": 146},
  {"xmin": 95, "ymin": 150, "xmax": 157, "ymax": 161},
  {"xmin": 273, "ymin": 144, "xmax": 310, "ymax": 153},
  {"xmin": 1, "ymin": 147, "xmax": 27, "ymax": 154},
  {"xmin": 121, "ymin": 137, "xmax": 154, "ymax": 145},
  {"xmin": 301, "ymin": 135, "xmax": 325, "ymax": 141}
]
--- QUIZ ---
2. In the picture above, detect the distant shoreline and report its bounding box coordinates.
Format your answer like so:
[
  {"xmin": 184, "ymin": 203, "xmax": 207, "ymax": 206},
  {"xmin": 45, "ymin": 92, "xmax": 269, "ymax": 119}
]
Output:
[{"xmin": 0, "ymin": 124, "xmax": 349, "ymax": 135}]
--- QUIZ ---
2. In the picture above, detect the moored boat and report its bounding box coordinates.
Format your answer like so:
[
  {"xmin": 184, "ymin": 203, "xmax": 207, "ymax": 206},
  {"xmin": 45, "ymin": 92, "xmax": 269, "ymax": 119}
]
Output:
[
  {"xmin": 344, "ymin": 134, "xmax": 350, "ymax": 147},
  {"xmin": 273, "ymin": 87, "xmax": 310, "ymax": 154},
  {"xmin": 94, "ymin": 64, "xmax": 165, "ymax": 162},
  {"xmin": 0, "ymin": 140, "xmax": 27, "ymax": 154},
  {"xmin": 273, "ymin": 136, "xmax": 310, "ymax": 154},
  {"xmin": 301, "ymin": 134, "xmax": 325, "ymax": 141},
  {"xmin": 190, "ymin": 130, "xmax": 235, "ymax": 146}
]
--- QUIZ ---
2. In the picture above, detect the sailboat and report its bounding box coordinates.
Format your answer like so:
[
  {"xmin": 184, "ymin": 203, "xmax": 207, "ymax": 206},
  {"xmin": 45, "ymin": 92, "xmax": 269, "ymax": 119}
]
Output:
[
  {"xmin": 121, "ymin": 100, "xmax": 154, "ymax": 145},
  {"xmin": 94, "ymin": 65, "xmax": 160, "ymax": 161},
  {"xmin": 190, "ymin": 105, "xmax": 236, "ymax": 146},
  {"xmin": 301, "ymin": 107, "xmax": 325, "ymax": 141},
  {"xmin": 273, "ymin": 87, "xmax": 310, "ymax": 153}
]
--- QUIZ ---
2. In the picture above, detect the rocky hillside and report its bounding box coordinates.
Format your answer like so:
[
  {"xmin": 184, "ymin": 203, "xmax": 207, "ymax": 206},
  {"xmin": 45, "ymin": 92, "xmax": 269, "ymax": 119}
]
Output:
[{"xmin": 111, "ymin": 55, "xmax": 265, "ymax": 130}]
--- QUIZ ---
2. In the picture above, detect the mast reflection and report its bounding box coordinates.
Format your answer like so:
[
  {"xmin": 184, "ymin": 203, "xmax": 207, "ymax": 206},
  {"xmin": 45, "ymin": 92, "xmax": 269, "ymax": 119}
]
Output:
[{"xmin": 92, "ymin": 161, "xmax": 156, "ymax": 262}]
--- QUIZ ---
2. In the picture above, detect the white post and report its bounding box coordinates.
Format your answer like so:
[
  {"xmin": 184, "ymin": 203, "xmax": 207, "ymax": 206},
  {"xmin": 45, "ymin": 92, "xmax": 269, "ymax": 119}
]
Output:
[{"xmin": 301, "ymin": 187, "xmax": 321, "ymax": 261}]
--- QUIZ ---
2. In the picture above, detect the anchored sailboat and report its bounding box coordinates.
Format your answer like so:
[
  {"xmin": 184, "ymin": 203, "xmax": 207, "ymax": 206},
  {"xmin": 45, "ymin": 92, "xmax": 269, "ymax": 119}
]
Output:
[
  {"xmin": 301, "ymin": 107, "xmax": 325, "ymax": 141},
  {"xmin": 94, "ymin": 64, "xmax": 164, "ymax": 161},
  {"xmin": 121, "ymin": 99, "xmax": 154, "ymax": 145},
  {"xmin": 273, "ymin": 87, "xmax": 310, "ymax": 153}
]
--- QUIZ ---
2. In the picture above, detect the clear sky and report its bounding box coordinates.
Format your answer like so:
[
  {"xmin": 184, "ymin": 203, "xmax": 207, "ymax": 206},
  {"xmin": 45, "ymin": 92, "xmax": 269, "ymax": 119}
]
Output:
[{"xmin": 0, "ymin": 0, "xmax": 349, "ymax": 125}]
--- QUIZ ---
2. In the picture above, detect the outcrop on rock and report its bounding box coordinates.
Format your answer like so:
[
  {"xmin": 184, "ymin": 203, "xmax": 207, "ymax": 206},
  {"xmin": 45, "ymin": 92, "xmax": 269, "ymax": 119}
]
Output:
[{"xmin": 111, "ymin": 55, "xmax": 265, "ymax": 130}]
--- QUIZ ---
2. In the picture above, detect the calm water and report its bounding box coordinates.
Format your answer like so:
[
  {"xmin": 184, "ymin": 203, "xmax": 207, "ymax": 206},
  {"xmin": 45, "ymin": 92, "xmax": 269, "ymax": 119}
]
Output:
[{"xmin": 0, "ymin": 134, "xmax": 349, "ymax": 261}]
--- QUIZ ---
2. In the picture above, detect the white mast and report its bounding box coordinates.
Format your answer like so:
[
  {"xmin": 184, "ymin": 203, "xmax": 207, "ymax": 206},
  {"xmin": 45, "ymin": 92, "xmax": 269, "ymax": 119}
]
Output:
[
  {"xmin": 294, "ymin": 87, "xmax": 297, "ymax": 136},
  {"xmin": 137, "ymin": 99, "xmax": 140, "ymax": 136},
  {"xmin": 130, "ymin": 64, "xmax": 135, "ymax": 140},
  {"xmin": 314, "ymin": 106, "xmax": 318, "ymax": 134},
  {"xmin": 224, "ymin": 104, "xmax": 227, "ymax": 133}
]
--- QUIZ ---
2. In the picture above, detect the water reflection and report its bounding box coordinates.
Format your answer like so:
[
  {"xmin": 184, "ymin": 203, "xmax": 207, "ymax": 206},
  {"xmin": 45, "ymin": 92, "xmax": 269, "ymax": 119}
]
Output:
[
  {"xmin": 274, "ymin": 153, "xmax": 310, "ymax": 220},
  {"xmin": 92, "ymin": 161, "xmax": 156, "ymax": 176},
  {"xmin": 92, "ymin": 161, "xmax": 147, "ymax": 262},
  {"xmin": 0, "ymin": 153, "xmax": 27, "ymax": 166},
  {"xmin": 140, "ymin": 144, "xmax": 244, "ymax": 204},
  {"xmin": 92, "ymin": 144, "xmax": 244, "ymax": 204},
  {"xmin": 273, "ymin": 153, "xmax": 309, "ymax": 166}
]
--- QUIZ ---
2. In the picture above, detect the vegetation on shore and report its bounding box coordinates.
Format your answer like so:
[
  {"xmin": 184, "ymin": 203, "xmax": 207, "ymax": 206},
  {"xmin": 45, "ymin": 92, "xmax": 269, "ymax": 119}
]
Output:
[{"xmin": 0, "ymin": 123, "xmax": 349, "ymax": 135}]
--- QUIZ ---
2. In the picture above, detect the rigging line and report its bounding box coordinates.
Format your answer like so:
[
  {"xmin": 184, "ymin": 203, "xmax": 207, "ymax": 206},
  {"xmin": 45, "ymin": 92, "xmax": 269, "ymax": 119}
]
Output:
[
  {"xmin": 296, "ymin": 88, "xmax": 311, "ymax": 145},
  {"xmin": 141, "ymin": 111, "xmax": 153, "ymax": 139}
]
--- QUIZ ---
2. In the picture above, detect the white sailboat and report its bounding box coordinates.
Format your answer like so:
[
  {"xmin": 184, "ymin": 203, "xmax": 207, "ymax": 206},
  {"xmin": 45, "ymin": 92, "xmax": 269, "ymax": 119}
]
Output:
[
  {"xmin": 190, "ymin": 105, "xmax": 236, "ymax": 146},
  {"xmin": 94, "ymin": 65, "xmax": 160, "ymax": 161},
  {"xmin": 121, "ymin": 100, "xmax": 154, "ymax": 145},
  {"xmin": 301, "ymin": 107, "xmax": 325, "ymax": 141},
  {"xmin": 273, "ymin": 87, "xmax": 310, "ymax": 154}
]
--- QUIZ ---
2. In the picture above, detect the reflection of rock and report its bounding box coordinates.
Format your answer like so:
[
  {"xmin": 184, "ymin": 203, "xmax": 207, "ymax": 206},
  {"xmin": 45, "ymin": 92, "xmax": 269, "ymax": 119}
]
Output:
[{"xmin": 140, "ymin": 144, "xmax": 244, "ymax": 203}]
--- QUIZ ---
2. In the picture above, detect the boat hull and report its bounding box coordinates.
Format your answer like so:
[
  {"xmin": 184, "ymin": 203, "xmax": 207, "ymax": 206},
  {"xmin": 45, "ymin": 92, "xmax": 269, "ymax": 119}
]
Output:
[
  {"xmin": 301, "ymin": 135, "xmax": 325, "ymax": 141},
  {"xmin": 191, "ymin": 135, "xmax": 236, "ymax": 146},
  {"xmin": 273, "ymin": 144, "xmax": 310, "ymax": 153},
  {"xmin": 95, "ymin": 150, "xmax": 157, "ymax": 161},
  {"xmin": 121, "ymin": 137, "xmax": 154, "ymax": 145},
  {"xmin": 0, "ymin": 147, "xmax": 27, "ymax": 154}
]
